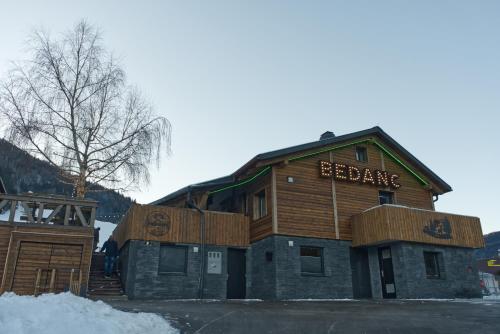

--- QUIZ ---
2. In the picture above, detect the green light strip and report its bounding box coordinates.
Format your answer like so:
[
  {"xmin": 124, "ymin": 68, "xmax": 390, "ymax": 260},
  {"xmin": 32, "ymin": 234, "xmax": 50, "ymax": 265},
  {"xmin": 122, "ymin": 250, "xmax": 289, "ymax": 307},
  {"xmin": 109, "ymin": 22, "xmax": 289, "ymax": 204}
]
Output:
[
  {"xmin": 208, "ymin": 166, "xmax": 271, "ymax": 194},
  {"xmin": 371, "ymin": 141, "xmax": 428, "ymax": 186},
  {"xmin": 288, "ymin": 138, "xmax": 429, "ymax": 186},
  {"xmin": 207, "ymin": 138, "xmax": 429, "ymax": 194},
  {"xmin": 288, "ymin": 139, "xmax": 371, "ymax": 162}
]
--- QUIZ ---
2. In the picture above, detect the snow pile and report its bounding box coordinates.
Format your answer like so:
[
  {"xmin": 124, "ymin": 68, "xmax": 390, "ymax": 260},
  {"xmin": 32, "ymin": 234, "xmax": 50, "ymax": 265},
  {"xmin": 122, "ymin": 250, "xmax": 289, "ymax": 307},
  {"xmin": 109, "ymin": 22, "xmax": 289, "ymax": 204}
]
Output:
[
  {"xmin": 94, "ymin": 220, "xmax": 116, "ymax": 248},
  {"xmin": 0, "ymin": 292, "xmax": 178, "ymax": 334}
]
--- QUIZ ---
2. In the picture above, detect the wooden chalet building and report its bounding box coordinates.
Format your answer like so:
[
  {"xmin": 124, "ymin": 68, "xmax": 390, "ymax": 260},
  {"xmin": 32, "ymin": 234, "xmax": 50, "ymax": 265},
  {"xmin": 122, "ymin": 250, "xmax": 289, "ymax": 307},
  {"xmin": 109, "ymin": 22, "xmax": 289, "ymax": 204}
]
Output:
[{"xmin": 115, "ymin": 127, "xmax": 484, "ymax": 299}]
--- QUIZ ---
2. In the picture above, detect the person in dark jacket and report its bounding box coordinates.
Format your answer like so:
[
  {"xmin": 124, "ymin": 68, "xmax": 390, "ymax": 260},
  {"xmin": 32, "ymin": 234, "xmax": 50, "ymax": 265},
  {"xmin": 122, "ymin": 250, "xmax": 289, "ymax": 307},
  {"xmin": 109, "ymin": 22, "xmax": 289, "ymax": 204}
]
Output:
[{"xmin": 100, "ymin": 235, "xmax": 119, "ymax": 278}]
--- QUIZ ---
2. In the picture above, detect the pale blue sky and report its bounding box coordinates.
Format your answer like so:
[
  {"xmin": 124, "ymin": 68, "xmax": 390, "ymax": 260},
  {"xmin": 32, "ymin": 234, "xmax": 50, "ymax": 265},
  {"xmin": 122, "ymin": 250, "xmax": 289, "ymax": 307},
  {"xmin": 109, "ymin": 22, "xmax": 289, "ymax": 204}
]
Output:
[{"xmin": 0, "ymin": 1, "xmax": 499, "ymax": 233}]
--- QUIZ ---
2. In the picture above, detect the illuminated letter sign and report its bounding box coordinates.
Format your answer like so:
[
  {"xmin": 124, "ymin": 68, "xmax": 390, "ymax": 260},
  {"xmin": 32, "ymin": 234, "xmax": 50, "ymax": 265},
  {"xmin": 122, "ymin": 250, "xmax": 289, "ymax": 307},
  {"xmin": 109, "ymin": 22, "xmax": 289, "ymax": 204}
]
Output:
[{"xmin": 319, "ymin": 160, "xmax": 401, "ymax": 189}]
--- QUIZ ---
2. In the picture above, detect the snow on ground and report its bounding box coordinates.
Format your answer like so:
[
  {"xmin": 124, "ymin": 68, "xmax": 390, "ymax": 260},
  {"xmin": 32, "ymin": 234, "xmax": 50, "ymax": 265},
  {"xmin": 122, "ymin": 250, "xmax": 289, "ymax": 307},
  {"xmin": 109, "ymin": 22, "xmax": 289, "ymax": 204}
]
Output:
[
  {"xmin": 94, "ymin": 220, "xmax": 116, "ymax": 248},
  {"xmin": 0, "ymin": 292, "xmax": 178, "ymax": 334}
]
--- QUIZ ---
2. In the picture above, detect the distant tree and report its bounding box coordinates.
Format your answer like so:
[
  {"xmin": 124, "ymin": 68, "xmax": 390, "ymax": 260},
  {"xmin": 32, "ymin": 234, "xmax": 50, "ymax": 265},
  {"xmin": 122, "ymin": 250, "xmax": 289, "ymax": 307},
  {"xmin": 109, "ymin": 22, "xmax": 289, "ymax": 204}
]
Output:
[{"xmin": 0, "ymin": 21, "xmax": 171, "ymax": 198}]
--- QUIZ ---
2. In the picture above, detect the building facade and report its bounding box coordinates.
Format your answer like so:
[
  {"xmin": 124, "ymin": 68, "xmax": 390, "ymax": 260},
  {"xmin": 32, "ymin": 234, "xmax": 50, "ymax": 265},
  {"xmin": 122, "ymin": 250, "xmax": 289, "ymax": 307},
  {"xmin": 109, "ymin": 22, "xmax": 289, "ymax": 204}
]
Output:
[{"xmin": 115, "ymin": 127, "xmax": 484, "ymax": 299}]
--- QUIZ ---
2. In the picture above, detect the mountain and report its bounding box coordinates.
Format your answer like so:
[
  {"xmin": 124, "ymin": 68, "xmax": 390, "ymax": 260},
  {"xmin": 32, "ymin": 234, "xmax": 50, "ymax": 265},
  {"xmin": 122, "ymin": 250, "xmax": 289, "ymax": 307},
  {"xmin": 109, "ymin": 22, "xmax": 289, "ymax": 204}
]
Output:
[
  {"xmin": 0, "ymin": 138, "xmax": 132, "ymax": 223},
  {"xmin": 475, "ymin": 231, "xmax": 500, "ymax": 260}
]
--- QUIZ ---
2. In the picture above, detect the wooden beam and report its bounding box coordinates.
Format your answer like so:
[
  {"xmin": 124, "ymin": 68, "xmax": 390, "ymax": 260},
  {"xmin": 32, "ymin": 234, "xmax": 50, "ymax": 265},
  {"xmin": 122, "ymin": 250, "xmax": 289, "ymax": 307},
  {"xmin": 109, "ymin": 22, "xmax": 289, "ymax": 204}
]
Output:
[
  {"xmin": 34, "ymin": 269, "xmax": 42, "ymax": 296},
  {"xmin": 0, "ymin": 199, "xmax": 8, "ymax": 212},
  {"xmin": 64, "ymin": 205, "xmax": 71, "ymax": 226},
  {"xmin": 20, "ymin": 201, "xmax": 34, "ymax": 223},
  {"xmin": 0, "ymin": 193, "xmax": 97, "ymax": 207},
  {"xmin": 74, "ymin": 206, "xmax": 89, "ymax": 227},
  {"xmin": 8, "ymin": 201, "xmax": 16, "ymax": 223},
  {"xmin": 271, "ymin": 166, "xmax": 278, "ymax": 234},
  {"xmin": 329, "ymin": 152, "xmax": 339, "ymax": 239},
  {"xmin": 49, "ymin": 269, "xmax": 56, "ymax": 293},
  {"xmin": 89, "ymin": 208, "xmax": 96, "ymax": 228},
  {"xmin": 45, "ymin": 205, "xmax": 64, "ymax": 224},
  {"xmin": 37, "ymin": 202, "xmax": 45, "ymax": 224}
]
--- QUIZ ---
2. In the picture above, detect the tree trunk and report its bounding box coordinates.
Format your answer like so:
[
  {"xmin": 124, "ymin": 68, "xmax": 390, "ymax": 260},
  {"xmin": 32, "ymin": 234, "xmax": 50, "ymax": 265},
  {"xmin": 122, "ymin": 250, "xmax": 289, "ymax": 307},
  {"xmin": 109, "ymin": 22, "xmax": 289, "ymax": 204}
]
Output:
[{"xmin": 75, "ymin": 168, "xmax": 87, "ymax": 199}]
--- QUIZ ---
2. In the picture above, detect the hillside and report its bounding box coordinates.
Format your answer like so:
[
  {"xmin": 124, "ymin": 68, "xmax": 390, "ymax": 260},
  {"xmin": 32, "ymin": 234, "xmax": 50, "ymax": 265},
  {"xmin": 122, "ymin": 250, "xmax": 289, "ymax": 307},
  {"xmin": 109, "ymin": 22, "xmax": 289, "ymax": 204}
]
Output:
[
  {"xmin": 475, "ymin": 231, "xmax": 500, "ymax": 259},
  {"xmin": 0, "ymin": 139, "xmax": 132, "ymax": 223}
]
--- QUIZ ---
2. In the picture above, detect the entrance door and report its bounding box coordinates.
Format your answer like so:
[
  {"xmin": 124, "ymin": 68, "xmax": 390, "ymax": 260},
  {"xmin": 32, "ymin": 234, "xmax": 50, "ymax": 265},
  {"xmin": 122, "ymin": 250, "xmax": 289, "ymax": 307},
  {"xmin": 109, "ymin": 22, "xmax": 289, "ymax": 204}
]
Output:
[
  {"xmin": 350, "ymin": 247, "xmax": 372, "ymax": 299},
  {"xmin": 227, "ymin": 248, "xmax": 246, "ymax": 299},
  {"xmin": 378, "ymin": 246, "xmax": 396, "ymax": 299}
]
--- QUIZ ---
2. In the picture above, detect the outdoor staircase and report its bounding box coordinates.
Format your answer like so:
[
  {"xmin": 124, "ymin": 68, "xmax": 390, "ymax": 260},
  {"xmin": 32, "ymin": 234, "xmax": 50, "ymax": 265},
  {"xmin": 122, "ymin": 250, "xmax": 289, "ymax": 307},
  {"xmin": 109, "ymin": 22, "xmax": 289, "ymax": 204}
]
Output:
[{"xmin": 87, "ymin": 253, "xmax": 125, "ymax": 297}]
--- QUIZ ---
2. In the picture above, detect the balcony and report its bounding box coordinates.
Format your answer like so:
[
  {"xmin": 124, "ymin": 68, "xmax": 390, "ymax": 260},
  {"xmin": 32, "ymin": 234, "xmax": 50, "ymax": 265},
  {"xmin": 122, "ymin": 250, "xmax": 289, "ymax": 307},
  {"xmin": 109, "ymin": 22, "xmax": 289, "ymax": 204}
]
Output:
[
  {"xmin": 0, "ymin": 193, "xmax": 97, "ymax": 227},
  {"xmin": 113, "ymin": 204, "xmax": 250, "ymax": 248},
  {"xmin": 351, "ymin": 205, "xmax": 484, "ymax": 248}
]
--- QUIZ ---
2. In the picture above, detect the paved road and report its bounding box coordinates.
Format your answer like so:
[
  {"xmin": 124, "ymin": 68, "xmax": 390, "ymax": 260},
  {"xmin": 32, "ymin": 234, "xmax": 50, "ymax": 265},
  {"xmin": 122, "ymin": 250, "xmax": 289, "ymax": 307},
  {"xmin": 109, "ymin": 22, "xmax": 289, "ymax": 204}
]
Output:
[{"xmin": 99, "ymin": 297, "xmax": 500, "ymax": 334}]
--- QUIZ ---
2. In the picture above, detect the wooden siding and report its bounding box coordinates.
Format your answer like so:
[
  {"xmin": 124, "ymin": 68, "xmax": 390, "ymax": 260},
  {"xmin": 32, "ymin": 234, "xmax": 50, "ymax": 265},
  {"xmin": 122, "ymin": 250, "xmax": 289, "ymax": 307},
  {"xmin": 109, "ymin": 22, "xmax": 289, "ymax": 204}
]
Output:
[
  {"xmin": 113, "ymin": 204, "xmax": 249, "ymax": 248},
  {"xmin": 351, "ymin": 205, "xmax": 484, "ymax": 248},
  {"xmin": 275, "ymin": 152, "xmax": 336, "ymax": 239},
  {"xmin": 245, "ymin": 171, "xmax": 273, "ymax": 242},
  {"xmin": 0, "ymin": 223, "xmax": 93, "ymax": 295},
  {"xmin": 274, "ymin": 140, "xmax": 435, "ymax": 240}
]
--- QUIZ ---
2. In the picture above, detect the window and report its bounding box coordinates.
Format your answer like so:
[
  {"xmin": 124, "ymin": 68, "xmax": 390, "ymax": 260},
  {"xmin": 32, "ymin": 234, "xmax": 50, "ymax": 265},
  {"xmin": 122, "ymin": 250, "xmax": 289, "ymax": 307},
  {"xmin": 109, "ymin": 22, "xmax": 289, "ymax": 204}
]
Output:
[
  {"xmin": 240, "ymin": 193, "xmax": 247, "ymax": 215},
  {"xmin": 424, "ymin": 251, "xmax": 442, "ymax": 279},
  {"xmin": 300, "ymin": 246, "xmax": 324, "ymax": 275},
  {"xmin": 159, "ymin": 245, "xmax": 187, "ymax": 274},
  {"xmin": 253, "ymin": 189, "xmax": 267, "ymax": 219},
  {"xmin": 379, "ymin": 191, "xmax": 394, "ymax": 205},
  {"xmin": 356, "ymin": 146, "xmax": 368, "ymax": 162}
]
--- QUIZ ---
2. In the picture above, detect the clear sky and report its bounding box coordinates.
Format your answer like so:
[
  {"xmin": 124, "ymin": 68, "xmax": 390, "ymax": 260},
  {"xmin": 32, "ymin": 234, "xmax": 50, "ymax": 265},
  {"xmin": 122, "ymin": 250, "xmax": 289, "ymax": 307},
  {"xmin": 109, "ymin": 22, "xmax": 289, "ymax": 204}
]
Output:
[{"xmin": 0, "ymin": 1, "xmax": 499, "ymax": 233}]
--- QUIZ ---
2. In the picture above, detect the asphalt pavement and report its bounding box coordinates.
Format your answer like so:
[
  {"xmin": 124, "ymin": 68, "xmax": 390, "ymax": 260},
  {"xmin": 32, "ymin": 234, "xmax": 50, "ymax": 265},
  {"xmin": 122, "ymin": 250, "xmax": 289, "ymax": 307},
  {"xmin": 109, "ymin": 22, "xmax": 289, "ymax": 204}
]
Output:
[{"xmin": 97, "ymin": 297, "xmax": 500, "ymax": 334}]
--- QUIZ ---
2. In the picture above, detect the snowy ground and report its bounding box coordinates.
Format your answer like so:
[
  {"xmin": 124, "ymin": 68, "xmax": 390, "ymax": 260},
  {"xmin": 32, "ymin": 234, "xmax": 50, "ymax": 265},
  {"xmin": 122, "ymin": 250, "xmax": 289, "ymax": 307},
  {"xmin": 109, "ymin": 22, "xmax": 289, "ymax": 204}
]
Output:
[
  {"xmin": 94, "ymin": 219, "xmax": 116, "ymax": 248},
  {"xmin": 0, "ymin": 292, "xmax": 178, "ymax": 334}
]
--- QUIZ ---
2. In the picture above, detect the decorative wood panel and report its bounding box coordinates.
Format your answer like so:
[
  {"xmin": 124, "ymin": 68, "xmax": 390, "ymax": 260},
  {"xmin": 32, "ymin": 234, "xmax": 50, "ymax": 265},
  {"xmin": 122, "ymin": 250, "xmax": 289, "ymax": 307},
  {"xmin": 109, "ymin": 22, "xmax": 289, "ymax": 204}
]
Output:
[
  {"xmin": 113, "ymin": 204, "xmax": 249, "ymax": 248},
  {"xmin": 351, "ymin": 205, "xmax": 484, "ymax": 248}
]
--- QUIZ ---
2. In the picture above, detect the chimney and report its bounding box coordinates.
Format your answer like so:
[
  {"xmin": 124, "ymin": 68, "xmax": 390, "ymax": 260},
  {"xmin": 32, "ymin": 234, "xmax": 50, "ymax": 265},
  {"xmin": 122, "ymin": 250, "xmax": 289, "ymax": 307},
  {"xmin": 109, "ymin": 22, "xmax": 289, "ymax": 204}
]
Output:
[{"xmin": 320, "ymin": 131, "xmax": 335, "ymax": 141}]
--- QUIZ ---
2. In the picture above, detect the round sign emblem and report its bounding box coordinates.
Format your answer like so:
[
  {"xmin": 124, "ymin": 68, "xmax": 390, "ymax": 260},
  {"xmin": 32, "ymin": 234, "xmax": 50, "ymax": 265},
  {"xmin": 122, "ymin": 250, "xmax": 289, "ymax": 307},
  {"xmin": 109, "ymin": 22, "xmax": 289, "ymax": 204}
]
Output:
[{"xmin": 145, "ymin": 211, "xmax": 171, "ymax": 237}]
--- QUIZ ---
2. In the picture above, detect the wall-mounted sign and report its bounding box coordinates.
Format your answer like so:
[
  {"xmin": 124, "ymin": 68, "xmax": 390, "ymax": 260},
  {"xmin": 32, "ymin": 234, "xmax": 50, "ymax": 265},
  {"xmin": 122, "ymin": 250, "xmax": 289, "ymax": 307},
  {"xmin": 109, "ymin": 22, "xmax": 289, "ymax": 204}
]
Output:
[
  {"xmin": 145, "ymin": 211, "xmax": 171, "ymax": 236},
  {"xmin": 319, "ymin": 160, "xmax": 401, "ymax": 189},
  {"xmin": 423, "ymin": 217, "xmax": 452, "ymax": 239}
]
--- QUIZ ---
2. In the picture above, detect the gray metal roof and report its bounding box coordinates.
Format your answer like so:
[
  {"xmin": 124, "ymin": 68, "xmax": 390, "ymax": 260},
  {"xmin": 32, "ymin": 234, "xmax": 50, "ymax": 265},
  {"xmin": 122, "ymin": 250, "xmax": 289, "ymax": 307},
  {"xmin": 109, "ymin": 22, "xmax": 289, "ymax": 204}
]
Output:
[{"xmin": 151, "ymin": 126, "xmax": 452, "ymax": 205}]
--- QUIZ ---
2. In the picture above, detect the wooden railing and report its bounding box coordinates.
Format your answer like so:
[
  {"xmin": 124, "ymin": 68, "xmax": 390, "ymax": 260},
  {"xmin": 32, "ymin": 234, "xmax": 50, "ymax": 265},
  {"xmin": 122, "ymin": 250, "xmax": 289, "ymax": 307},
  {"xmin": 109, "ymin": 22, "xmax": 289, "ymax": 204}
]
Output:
[
  {"xmin": 33, "ymin": 268, "xmax": 82, "ymax": 296},
  {"xmin": 351, "ymin": 204, "xmax": 484, "ymax": 248},
  {"xmin": 0, "ymin": 193, "xmax": 97, "ymax": 227},
  {"xmin": 114, "ymin": 204, "xmax": 250, "ymax": 248}
]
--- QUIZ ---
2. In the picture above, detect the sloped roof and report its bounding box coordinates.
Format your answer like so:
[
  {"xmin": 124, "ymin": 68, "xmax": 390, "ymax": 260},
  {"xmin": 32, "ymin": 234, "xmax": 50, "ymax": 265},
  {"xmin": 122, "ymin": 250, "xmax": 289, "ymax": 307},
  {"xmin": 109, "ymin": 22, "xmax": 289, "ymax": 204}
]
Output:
[{"xmin": 151, "ymin": 126, "xmax": 452, "ymax": 205}]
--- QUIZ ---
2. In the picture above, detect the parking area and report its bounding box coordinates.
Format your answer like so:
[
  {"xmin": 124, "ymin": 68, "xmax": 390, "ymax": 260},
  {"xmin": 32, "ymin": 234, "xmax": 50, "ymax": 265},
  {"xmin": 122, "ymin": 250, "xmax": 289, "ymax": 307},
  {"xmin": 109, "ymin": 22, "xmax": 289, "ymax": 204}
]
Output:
[{"xmin": 98, "ymin": 297, "xmax": 500, "ymax": 334}]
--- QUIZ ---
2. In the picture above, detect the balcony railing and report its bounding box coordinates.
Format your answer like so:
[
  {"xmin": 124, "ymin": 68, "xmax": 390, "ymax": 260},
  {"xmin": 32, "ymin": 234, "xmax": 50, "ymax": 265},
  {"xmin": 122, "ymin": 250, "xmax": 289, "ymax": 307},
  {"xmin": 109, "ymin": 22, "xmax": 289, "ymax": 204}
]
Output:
[
  {"xmin": 0, "ymin": 193, "xmax": 97, "ymax": 227},
  {"xmin": 351, "ymin": 204, "xmax": 484, "ymax": 248}
]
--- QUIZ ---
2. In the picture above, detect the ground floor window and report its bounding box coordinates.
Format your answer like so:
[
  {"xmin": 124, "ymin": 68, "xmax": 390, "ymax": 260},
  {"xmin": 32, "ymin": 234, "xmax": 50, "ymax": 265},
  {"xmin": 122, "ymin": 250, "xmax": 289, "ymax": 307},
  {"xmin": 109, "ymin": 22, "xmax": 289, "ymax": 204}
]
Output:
[
  {"xmin": 159, "ymin": 244, "xmax": 188, "ymax": 274},
  {"xmin": 423, "ymin": 251, "xmax": 443, "ymax": 279},
  {"xmin": 300, "ymin": 246, "xmax": 324, "ymax": 275}
]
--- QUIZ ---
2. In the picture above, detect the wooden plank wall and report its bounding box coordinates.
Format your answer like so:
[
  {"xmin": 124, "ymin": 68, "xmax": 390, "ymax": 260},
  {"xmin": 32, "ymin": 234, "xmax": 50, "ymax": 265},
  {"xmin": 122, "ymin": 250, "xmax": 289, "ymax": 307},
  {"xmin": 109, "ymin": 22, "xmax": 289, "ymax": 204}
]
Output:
[
  {"xmin": 0, "ymin": 225, "xmax": 13, "ymax": 283},
  {"xmin": 351, "ymin": 205, "xmax": 484, "ymax": 248},
  {"xmin": 275, "ymin": 152, "xmax": 336, "ymax": 239},
  {"xmin": 274, "ymin": 138, "xmax": 435, "ymax": 241},
  {"xmin": 0, "ymin": 223, "xmax": 93, "ymax": 295},
  {"xmin": 113, "ymin": 204, "xmax": 249, "ymax": 248}
]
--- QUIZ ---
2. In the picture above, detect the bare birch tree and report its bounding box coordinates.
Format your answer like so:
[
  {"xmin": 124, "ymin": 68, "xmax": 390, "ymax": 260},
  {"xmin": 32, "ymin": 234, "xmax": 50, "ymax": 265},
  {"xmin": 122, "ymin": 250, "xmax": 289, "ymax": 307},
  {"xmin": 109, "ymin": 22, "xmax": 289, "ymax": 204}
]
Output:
[{"xmin": 0, "ymin": 21, "xmax": 171, "ymax": 198}]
